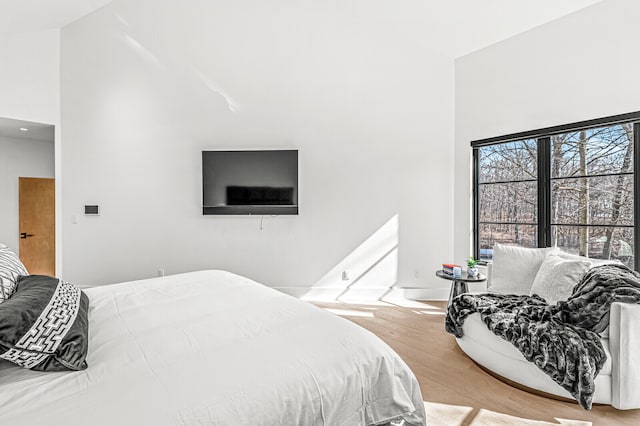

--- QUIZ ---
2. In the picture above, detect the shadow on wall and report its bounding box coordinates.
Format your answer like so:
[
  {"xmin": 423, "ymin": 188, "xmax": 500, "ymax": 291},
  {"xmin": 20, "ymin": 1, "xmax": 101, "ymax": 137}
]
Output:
[{"xmin": 301, "ymin": 215, "xmax": 399, "ymax": 302}]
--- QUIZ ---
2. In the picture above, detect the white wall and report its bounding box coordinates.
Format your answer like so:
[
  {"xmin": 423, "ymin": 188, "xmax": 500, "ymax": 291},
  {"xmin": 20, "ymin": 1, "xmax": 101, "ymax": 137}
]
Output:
[
  {"xmin": 0, "ymin": 136, "xmax": 55, "ymax": 252},
  {"xmin": 0, "ymin": 29, "xmax": 61, "ymax": 274},
  {"xmin": 454, "ymin": 0, "xmax": 640, "ymax": 263},
  {"xmin": 61, "ymin": 0, "xmax": 455, "ymax": 290},
  {"xmin": 0, "ymin": 30, "xmax": 60, "ymax": 125}
]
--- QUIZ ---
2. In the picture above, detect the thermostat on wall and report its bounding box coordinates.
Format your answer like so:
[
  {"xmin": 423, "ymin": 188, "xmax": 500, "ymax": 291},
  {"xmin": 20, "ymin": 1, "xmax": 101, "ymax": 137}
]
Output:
[{"xmin": 84, "ymin": 205, "xmax": 100, "ymax": 216}]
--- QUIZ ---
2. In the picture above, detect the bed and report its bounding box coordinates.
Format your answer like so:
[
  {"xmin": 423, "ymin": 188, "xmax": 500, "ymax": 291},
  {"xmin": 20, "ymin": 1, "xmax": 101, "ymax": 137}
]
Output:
[{"xmin": 0, "ymin": 270, "xmax": 425, "ymax": 425}]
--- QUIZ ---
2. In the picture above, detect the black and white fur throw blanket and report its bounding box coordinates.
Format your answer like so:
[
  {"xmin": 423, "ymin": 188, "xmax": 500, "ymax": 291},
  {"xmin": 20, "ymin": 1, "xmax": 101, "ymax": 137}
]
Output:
[{"xmin": 445, "ymin": 264, "xmax": 640, "ymax": 410}]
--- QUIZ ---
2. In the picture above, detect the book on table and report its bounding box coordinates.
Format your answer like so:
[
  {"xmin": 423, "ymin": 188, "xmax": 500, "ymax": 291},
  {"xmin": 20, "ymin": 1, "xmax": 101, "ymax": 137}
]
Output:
[{"xmin": 442, "ymin": 264, "xmax": 461, "ymax": 276}]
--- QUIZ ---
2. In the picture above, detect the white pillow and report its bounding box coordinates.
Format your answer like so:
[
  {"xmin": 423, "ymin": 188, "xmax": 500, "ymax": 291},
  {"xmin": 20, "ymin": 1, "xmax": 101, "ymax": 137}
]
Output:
[
  {"xmin": 488, "ymin": 244, "xmax": 559, "ymax": 295},
  {"xmin": 0, "ymin": 243, "xmax": 29, "ymax": 303},
  {"xmin": 529, "ymin": 253, "xmax": 591, "ymax": 305}
]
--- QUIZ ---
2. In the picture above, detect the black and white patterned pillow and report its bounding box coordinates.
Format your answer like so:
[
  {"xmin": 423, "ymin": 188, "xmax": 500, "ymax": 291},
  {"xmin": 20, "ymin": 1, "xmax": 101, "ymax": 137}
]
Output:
[
  {"xmin": 0, "ymin": 243, "xmax": 28, "ymax": 303},
  {"xmin": 0, "ymin": 275, "xmax": 89, "ymax": 371}
]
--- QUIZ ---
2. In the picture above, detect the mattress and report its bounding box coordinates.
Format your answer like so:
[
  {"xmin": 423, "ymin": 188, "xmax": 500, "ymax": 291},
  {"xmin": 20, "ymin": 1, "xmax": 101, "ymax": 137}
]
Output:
[{"xmin": 0, "ymin": 270, "xmax": 425, "ymax": 425}]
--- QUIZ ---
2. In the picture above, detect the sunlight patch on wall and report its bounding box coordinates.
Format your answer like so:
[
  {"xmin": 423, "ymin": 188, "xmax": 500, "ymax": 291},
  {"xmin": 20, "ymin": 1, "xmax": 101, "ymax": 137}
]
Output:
[
  {"xmin": 122, "ymin": 34, "xmax": 163, "ymax": 69},
  {"xmin": 313, "ymin": 214, "xmax": 398, "ymax": 288},
  {"xmin": 338, "ymin": 247, "xmax": 397, "ymax": 301},
  {"xmin": 302, "ymin": 215, "xmax": 399, "ymax": 302},
  {"xmin": 114, "ymin": 13, "xmax": 130, "ymax": 27},
  {"xmin": 192, "ymin": 68, "xmax": 241, "ymax": 113}
]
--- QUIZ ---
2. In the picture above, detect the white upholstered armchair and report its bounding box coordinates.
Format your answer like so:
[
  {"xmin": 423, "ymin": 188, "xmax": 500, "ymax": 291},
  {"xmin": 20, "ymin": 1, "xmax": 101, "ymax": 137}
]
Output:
[{"xmin": 455, "ymin": 244, "xmax": 640, "ymax": 409}]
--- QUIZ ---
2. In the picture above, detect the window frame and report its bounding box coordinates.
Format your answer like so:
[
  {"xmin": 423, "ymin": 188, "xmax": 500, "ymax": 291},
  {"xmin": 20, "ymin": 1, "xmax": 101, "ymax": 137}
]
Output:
[{"xmin": 472, "ymin": 111, "xmax": 640, "ymax": 271}]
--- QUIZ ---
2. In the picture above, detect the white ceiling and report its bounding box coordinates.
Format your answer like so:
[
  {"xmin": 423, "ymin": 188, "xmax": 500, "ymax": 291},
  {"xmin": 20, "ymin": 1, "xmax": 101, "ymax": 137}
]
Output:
[
  {"xmin": 428, "ymin": 0, "xmax": 603, "ymax": 58},
  {"xmin": 0, "ymin": 0, "xmax": 112, "ymax": 34},
  {"xmin": 0, "ymin": 1, "xmax": 603, "ymax": 139},
  {"xmin": 0, "ymin": 117, "xmax": 54, "ymax": 143},
  {"xmin": 0, "ymin": 0, "xmax": 602, "ymax": 56}
]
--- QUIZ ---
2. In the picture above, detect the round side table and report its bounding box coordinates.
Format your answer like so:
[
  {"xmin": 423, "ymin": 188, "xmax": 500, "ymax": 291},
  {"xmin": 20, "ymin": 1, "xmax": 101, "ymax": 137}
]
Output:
[{"xmin": 435, "ymin": 270, "xmax": 487, "ymax": 310}]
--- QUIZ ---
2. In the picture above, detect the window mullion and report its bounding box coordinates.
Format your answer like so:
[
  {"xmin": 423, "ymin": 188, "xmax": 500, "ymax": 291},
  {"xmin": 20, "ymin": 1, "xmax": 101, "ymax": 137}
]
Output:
[
  {"xmin": 538, "ymin": 137, "xmax": 551, "ymax": 248},
  {"xmin": 473, "ymin": 148, "xmax": 480, "ymax": 260},
  {"xmin": 634, "ymin": 123, "xmax": 640, "ymax": 271}
]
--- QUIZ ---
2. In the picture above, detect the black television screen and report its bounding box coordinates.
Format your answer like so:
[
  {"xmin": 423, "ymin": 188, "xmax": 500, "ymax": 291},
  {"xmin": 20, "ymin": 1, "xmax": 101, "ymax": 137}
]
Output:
[{"xmin": 202, "ymin": 150, "xmax": 299, "ymax": 215}]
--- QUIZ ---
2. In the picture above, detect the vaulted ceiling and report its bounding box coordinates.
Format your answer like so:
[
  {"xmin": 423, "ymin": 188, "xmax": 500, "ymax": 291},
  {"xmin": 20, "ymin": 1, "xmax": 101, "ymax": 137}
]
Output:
[{"xmin": 0, "ymin": 0, "xmax": 602, "ymax": 58}]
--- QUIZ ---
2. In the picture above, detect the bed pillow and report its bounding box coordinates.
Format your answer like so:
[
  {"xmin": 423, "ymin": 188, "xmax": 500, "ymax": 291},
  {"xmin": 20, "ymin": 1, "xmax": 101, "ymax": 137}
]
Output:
[
  {"xmin": 0, "ymin": 275, "xmax": 89, "ymax": 371},
  {"xmin": 489, "ymin": 244, "xmax": 559, "ymax": 295},
  {"xmin": 529, "ymin": 254, "xmax": 592, "ymax": 305},
  {"xmin": 0, "ymin": 243, "xmax": 28, "ymax": 303}
]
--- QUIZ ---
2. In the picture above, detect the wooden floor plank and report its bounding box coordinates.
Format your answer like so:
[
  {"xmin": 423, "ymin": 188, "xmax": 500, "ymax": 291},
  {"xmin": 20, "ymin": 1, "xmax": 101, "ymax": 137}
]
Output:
[{"xmin": 312, "ymin": 300, "xmax": 640, "ymax": 426}]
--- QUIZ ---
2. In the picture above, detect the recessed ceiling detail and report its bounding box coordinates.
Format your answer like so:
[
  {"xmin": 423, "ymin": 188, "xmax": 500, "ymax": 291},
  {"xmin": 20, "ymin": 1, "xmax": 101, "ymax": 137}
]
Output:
[{"xmin": 0, "ymin": 117, "xmax": 54, "ymax": 143}]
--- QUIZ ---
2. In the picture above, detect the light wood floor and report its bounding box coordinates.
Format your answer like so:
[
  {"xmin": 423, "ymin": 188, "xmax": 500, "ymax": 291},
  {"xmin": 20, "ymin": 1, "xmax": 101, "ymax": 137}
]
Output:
[{"xmin": 311, "ymin": 299, "xmax": 640, "ymax": 426}]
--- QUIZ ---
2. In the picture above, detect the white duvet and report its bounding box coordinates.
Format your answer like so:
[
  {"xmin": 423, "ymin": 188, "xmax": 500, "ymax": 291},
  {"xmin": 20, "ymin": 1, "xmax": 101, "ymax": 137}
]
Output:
[{"xmin": 0, "ymin": 270, "xmax": 425, "ymax": 425}]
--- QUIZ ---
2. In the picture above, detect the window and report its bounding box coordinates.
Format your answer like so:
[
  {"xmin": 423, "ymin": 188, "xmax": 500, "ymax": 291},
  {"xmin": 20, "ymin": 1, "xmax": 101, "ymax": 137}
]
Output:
[
  {"xmin": 477, "ymin": 139, "xmax": 538, "ymax": 254},
  {"xmin": 473, "ymin": 112, "xmax": 640, "ymax": 270}
]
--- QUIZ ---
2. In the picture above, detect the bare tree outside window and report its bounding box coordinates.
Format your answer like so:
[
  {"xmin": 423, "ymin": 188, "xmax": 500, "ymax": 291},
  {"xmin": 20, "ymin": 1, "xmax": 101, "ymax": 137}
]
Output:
[
  {"xmin": 476, "ymin": 123, "xmax": 635, "ymax": 268},
  {"xmin": 477, "ymin": 139, "xmax": 537, "ymax": 259},
  {"xmin": 550, "ymin": 124, "xmax": 633, "ymax": 266}
]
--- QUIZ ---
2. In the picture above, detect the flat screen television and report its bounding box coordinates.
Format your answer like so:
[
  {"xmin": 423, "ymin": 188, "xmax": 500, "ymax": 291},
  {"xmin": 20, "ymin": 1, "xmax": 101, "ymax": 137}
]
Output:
[{"xmin": 202, "ymin": 149, "xmax": 299, "ymax": 215}]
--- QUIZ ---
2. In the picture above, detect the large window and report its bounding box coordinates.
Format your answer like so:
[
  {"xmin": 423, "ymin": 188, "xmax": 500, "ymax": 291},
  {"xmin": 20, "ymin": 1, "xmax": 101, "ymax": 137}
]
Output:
[{"xmin": 473, "ymin": 112, "xmax": 640, "ymax": 270}]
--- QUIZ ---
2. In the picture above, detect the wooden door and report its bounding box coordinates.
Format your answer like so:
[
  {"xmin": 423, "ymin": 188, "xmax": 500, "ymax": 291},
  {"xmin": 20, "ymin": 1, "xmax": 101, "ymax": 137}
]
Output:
[{"xmin": 19, "ymin": 178, "xmax": 55, "ymax": 276}]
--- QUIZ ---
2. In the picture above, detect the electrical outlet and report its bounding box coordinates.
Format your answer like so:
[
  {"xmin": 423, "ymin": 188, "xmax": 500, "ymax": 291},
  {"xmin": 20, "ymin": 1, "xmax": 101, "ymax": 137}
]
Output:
[
  {"xmin": 341, "ymin": 271, "xmax": 350, "ymax": 281},
  {"xmin": 414, "ymin": 269, "xmax": 420, "ymax": 279}
]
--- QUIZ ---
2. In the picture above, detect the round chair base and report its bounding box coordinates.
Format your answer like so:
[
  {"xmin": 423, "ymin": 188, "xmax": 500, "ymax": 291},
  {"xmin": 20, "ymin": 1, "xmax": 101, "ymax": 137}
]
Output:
[{"xmin": 471, "ymin": 360, "xmax": 604, "ymax": 406}]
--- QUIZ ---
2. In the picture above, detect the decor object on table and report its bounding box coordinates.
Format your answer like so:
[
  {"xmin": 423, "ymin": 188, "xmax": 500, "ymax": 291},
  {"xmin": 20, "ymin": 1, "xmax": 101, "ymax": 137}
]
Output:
[
  {"xmin": 442, "ymin": 263, "xmax": 461, "ymax": 276},
  {"xmin": 467, "ymin": 256, "xmax": 479, "ymax": 277},
  {"xmin": 453, "ymin": 266, "xmax": 462, "ymax": 278}
]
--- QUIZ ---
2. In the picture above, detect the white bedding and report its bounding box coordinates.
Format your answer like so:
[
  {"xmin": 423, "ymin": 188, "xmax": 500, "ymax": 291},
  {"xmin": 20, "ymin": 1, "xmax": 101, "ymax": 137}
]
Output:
[{"xmin": 0, "ymin": 270, "xmax": 425, "ymax": 425}]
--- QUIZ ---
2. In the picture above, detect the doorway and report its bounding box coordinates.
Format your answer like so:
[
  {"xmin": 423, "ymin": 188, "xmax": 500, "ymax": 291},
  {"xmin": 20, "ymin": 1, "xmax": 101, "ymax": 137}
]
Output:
[
  {"xmin": 0, "ymin": 117, "xmax": 55, "ymax": 274},
  {"xmin": 19, "ymin": 177, "xmax": 55, "ymax": 275}
]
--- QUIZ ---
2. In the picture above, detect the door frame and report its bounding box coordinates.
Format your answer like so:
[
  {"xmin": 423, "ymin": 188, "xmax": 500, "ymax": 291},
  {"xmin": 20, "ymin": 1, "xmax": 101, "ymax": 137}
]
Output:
[{"xmin": 3, "ymin": 119, "xmax": 60, "ymax": 277}]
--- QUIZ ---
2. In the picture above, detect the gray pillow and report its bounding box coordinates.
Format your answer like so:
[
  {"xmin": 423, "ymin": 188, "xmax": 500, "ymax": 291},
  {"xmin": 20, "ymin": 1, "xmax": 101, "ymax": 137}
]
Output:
[
  {"xmin": 0, "ymin": 243, "xmax": 28, "ymax": 303},
  {"xmin": 0, "ymin": 275, "xmax": 89, "ymax": 371}
]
